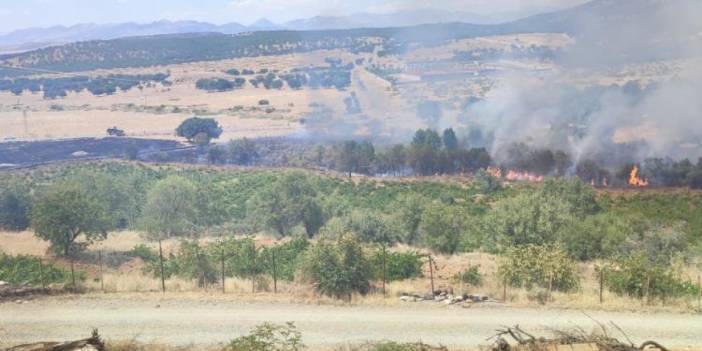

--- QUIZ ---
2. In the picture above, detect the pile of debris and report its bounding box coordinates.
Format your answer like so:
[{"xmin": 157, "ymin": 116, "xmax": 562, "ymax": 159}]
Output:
[
  {"xmin": 489, "ymin": 325, "xmax": 668, "ymax": 351},
  {"xmin": 399, "ymin": 289, "xmax": 496, "ymax": 305},
  {"xmin": 6, "ymin": 330, "xmax": 105, "ymax": 351}
]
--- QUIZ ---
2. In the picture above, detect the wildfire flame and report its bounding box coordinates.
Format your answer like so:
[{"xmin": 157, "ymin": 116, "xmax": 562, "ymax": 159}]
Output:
[
  {"xmin": 485, "ymin": 167, "xmax": 544, "ymax": 182},
  {"xmin": 628, "ymin": 166, "xmax": 649, "ymax": 187},
  {"xmin": 506, "ymin": 170, "xmax": 544, "ymax": 182},
  {"xmin": 487, "ymin": 167, "xmax": 502, "ymax": 178}
]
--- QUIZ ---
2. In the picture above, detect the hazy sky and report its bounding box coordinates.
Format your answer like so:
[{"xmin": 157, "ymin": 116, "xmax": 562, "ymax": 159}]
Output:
[{"xmin": 0, "ymin": 0, "xmax": 589, "ymax": 33}]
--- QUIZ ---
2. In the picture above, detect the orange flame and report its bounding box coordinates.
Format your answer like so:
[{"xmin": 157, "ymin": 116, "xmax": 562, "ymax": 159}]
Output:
[
  {"xmin": 486, "ymin": 167, "xmax": 502, "ymax": 178},
  {"xmin": 505, "ymin": 170, "xmax": 544, "ymax": 182},
  {"xmin": 628, "ymin": 166, "xmax": 649, "ymax": 187}
]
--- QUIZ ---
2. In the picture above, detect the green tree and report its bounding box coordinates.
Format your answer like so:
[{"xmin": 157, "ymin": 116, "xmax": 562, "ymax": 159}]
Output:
[
  {"xmin": 175, "ymin": 117, "xmax": 223, "ymax": 143},
  {"xmin": 391, "ymin": 194, "xmax": 426, "ymax": 245},
  {"xmin": 442, "ymin": 128, "xmax": 458, "ymax": 151},
  {"xmin": 207, "ymin": 145, "xmax": 226, "ymax": 164},
  {"xmin": 0, "ymin": 181, "xmax": 31, "ymax": 231},
  {"xmin": 483, "ymin": 192, "xmax": 575, "ymax": 251},
  {"xmin": 229, "ymin": 138, "xmax": 259, "ymax": 165},
  {"xmin": 32, "ymin": 183, "xmax": 110, "ymax": 287},
  {"xmin": 498, "ymin": 244, "xmax": 579, "ymax": 293},
  {"xmin": 32, "ymin": 183, "xmax": 110, "ymax": 257},
  {"xmin": 247, "ymin": 172, "xmax": 323, "ymax": 237},
  {"xmin": 301, "ymin": 234, "xmax": 371, "ymax": 299},
  {"xmin": 140, "ymin": 176, "xmax": 197, "ymax": 292},
  {"xmin": 419, "ymin": 203, "xmax": 464, "ymax": 254},
  {"xmin": 408, "ymin": 129, "xmax": 442, "ymax": 176}
]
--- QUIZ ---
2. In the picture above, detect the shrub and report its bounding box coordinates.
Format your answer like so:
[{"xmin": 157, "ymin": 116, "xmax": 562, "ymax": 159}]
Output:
[
  {"xmin": 300, "ymin": 235, "xmax": 371, "ymax": 298},
  {"xmin": 0, "ymin": 182, "xmax": 31, "ymax": 231},
  {"xmin": 454, "ymin": 265, "xmax": 483, "ymax": 287},
  {"xmin": 259, "ymin": 237, "xmax": 310, "ymax": 281},
  {"xmin": 371, "ymin": 250, "xmax": 423, "ymax": 282},
  {"xmin": 226, "ymin": 322, "xmax": 303, "ymax": 351},
  {"xmin": 128, "ymin": 244, "xmax": 158, "ymax": 262},
  {"xmin": 0, "ymin": 253, "xmax": 73, "ymax": 286},
  {"xmin": 498, "ymin": 244, "xmax": 579, "ymax": 292},
  {"xmin": 603, "ymin": 253, "xmax": 700, "ymax": 301}
]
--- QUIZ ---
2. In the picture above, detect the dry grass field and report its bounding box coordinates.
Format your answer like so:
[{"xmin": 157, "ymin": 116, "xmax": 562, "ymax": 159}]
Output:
[{"xmin": 1, "ymin": 229, "xmax": 699, "ymax": 313}]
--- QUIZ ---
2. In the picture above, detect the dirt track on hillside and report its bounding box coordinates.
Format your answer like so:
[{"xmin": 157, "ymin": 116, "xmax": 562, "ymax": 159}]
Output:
[{"xmin": 1, "ymin": 295, "xmax": 701, "ymax": 349}]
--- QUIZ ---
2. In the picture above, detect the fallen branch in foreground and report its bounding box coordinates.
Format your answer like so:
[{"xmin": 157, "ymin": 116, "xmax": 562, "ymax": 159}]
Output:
[
  {"xmin": 5, "ymin": 329, "xmax": 104, "ymax": 351},
  {"xmin": 489, "ymin": 324, "xmax": 668, "ymax": 351}
]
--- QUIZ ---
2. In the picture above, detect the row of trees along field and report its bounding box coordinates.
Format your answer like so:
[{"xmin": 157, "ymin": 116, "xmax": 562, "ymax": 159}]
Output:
[
  {"xmin": 1, "ymin": 163, "xmax": 701, "ymax": 302},
  {"xmin": 171, "ymin": 117, "xmax": 702, "ymax": 189}
]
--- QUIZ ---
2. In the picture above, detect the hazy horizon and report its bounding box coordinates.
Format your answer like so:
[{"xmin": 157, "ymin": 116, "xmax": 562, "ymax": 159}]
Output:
[{"xmin": 0, "ymin": 0, "xmax": 589, "ymax": 34}]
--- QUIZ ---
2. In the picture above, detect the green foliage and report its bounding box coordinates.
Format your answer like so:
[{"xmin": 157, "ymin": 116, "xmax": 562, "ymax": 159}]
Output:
[
  {"xmin": 335, "ymin": 141, "xmax": 376, "ymax": 176},
  {"xmin": 247, "ymin": 172, "xmax": 323, "ymax": 237},
  {"xmin": 229, "ymin": 138, "xmax": 259, "ymax": 165},
  {"xmin": 419, "ymin": 202, "xmax": 465, "ymax": 254},
  {"xmin": 391, "ymin": 194, "xmax": 426, "ymax": 245},
  {"xmin": 259, "ymin": 237, "xmax": 310, "ymax": 281},
  {"xmin": 498, "ymin": 244, "xmax": 580, "ymax": 292},
  {"xmin": 140, "ymin": 176, "xmax": 197, "ymax": 241},
  {"xmin": 226, "ymin": 322, "xmax": 304, "ymax": 351},
  {"xmin": 0, "ymin": 181, "xmax": 31, "ymax": 231},
  {"xmin": 32, "ymin": 182, "xmax": 110, "ymax": 256},
  {"xmin": 330, "ymin": 210, "xmax": 399, "ymax": 244},
  {"xmin": 484, "ymin": 191, "xmax": 576, "ymax": 251},
  {"xmin": 301, "ymin": 235, "xmax": 371, "ymax": 298},
  {"xmin": 603, "ymin": 253, "xmax": 700, "ymax": 301},
  {"xmin": 0, "ymin": 253, "xmax": 73, "ymax": 286},
  {"xmin": 371, "ymin": 250, "xmax": 423, "ymax": 282},
  {"xmin": 128, "ymin": 244, "xmax": 158, "ymax": 262},
  {"xmin": 454, "ymin": 265, "xmax": 483, "ymax": 287},
  {"xmin": 562, "ymin": 213, "xmax": 635, "ymax": 260},
  {"xmin": 175, "ymin": 117, "xmax": 223, "ymax": 143}
]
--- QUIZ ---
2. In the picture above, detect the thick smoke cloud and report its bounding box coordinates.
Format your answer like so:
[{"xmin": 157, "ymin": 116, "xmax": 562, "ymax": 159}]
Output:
[{"xmin": 464, "ymin": 0, "xmax": 702, "ymax": 164}]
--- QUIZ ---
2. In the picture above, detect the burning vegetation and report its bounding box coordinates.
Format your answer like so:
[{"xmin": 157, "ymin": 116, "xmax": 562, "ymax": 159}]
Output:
[{"xmin": 628, "ymin": 166, "xmax": 649, "ymax": 188}]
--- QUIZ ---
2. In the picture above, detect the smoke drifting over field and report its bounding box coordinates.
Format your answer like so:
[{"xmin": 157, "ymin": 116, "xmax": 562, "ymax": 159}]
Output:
[{"xmin": 462, "ymin": 0, "xmax": 702, "ymax": 163}]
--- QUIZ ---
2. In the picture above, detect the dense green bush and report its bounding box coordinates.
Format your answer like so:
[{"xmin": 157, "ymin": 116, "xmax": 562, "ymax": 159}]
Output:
[
  {"xmin": 0, "ymin": 253, "xmax": 73, "ymax": 286},
  {"xmin": 603, "ymin": 253, "xmax": 700, "ymax": 301},
  {"xmin": 0, "ymin": 182, "xmax": 31, "ymax": 231},
  {"xmin": 371, "ymin": 250, "xmax": 423, "ymax": 282},
  {"xmin": 300, "ymin": 235, "xmax": 371, "ymax": 298},
  {"xmin": 226, "ymin": 322, "xmax": 303, "ymax": 351},
  {"xmin": 259, "ymin": 237, "xmax": 310, "ymax": 281},
  {"xmin": 454, "ymin": 265, "xmax": 483, "ymax": 287},
  {"xmin": 498, "ymin": 244, "xmax": 580, "ymax": 292}
]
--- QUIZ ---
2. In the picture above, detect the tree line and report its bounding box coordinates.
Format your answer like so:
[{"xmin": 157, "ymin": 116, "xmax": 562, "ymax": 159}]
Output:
[{"xmin": 0, "ymin": 163, "xmax": 700, "ymax": 300}]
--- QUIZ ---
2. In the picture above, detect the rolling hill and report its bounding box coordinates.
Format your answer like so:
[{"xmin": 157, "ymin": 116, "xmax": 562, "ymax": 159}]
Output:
[{"xmin": 0, "ymin": 0, "xmax": 700, "ymax": 76}]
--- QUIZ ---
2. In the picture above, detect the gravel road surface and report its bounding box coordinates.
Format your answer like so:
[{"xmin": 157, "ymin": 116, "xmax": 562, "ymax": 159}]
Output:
[{"xmin": 1, "ymin": 296, "xmax": 701, "ymax": 348}]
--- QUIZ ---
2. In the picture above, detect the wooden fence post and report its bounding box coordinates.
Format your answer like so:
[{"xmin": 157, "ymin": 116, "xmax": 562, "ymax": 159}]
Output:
[
  {"xmin": 158, "ymin": 239, "xmax": 166, "ymax": 293},
  {"xmin": 38, "ymin": 258, "xmax": 46, "ymax": 290},
  {"xmin": 382, "ymin": 244, "xmax": 387, "ymax": 298},
  {"xmin": 221, "ymin": 246, "xmax": 226, "ymax": 294},
  {"xmin": 70, "ymin": 258, "xmax": 76, "ymax": 292},
  {"xmin": 251, "ymin": 241, "xmax": 256, "ymax": 294},
  {"xmin": 503, "ymin": 275, "xmax": 507, "ymax": 302},
  {"xmin": 98, "ymin": 250, "xmax": 104, "ymax": 293},
  {"xmin": 272, "ymin": 251, "xmax": 278, "ymax": 294},
  {"xmin": 428, "ymin": 255, "xmax": 435, "ymax": 296},
  {"xmin": 697, "ymin": 274, "xmax": 701, "ymax": 312},
  {"xmin": 599, "ymin": 268, "xmax": 604, "ymax": 304}
]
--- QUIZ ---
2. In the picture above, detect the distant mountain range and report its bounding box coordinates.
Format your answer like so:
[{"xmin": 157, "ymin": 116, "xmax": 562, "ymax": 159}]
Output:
[
  {"xmin": 1, "ymin": 0, "xmax": 699, "ymax": 72},
  {"xmin": 0, "ymin": 8, "xmax": 558, "ymax": 52}
]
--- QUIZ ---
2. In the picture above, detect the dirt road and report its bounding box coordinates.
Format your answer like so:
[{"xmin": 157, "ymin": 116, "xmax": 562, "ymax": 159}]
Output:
[{"xmin": 1, "ymin": 295, "xmax": 701, "ymax": 348}]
